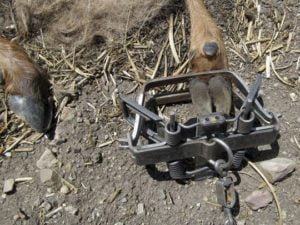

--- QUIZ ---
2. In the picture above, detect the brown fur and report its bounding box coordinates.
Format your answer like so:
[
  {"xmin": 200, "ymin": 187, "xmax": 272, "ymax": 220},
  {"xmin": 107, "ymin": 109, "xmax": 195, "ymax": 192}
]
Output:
[
  {"xmin": 0, "ymin": 37, "xmax": 51, "ymax": 101},
  {"xmin": 186, "ymin": 0, "xmax": 231, "ymax": 116},
  {"xmin": 185, "ymin": 0, "xmax": 228, "ymax": 72},
  {"xmin": 13, "ymin": 0, "xmax": 171, "ymax": 47}
]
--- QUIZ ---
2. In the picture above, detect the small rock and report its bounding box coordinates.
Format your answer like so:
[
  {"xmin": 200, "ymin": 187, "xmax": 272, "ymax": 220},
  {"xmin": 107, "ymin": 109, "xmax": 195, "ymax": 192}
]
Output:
[
  {"xmin": 40, "ymin": 169, "xmax": 54, "ymax": 183},
  {"xmin": 36, "ymin": 149, "xmax": 58, "ymax": 169},
  {"xmin": 237, "ymin": 219, "xmax": 246, "ymax": 225},
  {"xmin": 297, "ymin": 117, "xmax": 300, "ymax": 124},
  {"xmin": 60, "ymin": 185, "xmax": 70, "ymax": 195},
  {"xmin": 114, "ymin": 223, "xmax": 124, "ymax": 225},
  {"xmin": 158, "ymin": 189, "xmax": 166, "ymax": 200},
  {"xmin": 4, "ymin": 152, "xmax": 11, "ymax": 158},
  {"xmin": 245, "ymin": 189, "xmax": 273, "ymax": 210},
  {"xmin": 49, "ymin": 124, "xmax": 67, "ymax": 145},
  {"xmin": 65, "ymin": 205, "xmax": 78, "ymax": 215},
  {"xmin": 13, "ymin": 215, "xmax": 20, "ymax": 221},
  {"xmin": 83, "ymin": 118, "xmax": 90, "ymax": 125},
  {"xmin": 3, "ymin": 179, "xmax": 15, "ymax": 193},
  {"xmin": 40, "ymin": 201, "xmax": 52, "ymax": 212},
  {"xmin": 290, "ymin": 93, "xmax": 297, "ymax": 102},
  {"xmin": 60, "ymin": 107, "xmax": 75, "ymax": 122},
  {"xmin": 77, "ymin": 117, "xmax": 83, "ymax": 123},
  {"xmin": 92, "ymin": 152, "xmax": 103, "ymax": 164},
  {"xmin": 121, "ymin": 197, "xmax": 127, "ymax": 203},
  {"xmin": 258, "ymin": 158, "xmax": 296, "ymax": 183},
  {"xmin": 137, "ymin": 203, "xmax": 145, "ymax": 215}
]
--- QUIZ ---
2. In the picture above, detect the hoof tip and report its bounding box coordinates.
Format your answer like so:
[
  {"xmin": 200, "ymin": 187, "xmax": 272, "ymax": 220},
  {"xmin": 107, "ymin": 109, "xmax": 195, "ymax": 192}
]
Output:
[
  {"xmin": 8, "ymin": 95, "xmax": 53, "ymax": 133},
  {"xmin": 203, "ymin": 42, "xmax": 219, "ymax": 57}
]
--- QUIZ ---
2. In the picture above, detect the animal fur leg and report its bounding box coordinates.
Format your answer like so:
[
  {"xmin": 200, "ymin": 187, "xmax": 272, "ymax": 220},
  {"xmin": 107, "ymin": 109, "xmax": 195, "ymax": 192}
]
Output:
[
  {"xmin": 186, "ymin": 0, "xmax": 232, "ymax": 115},
  {"xmin": 0, "ymin": 37, "xmax": 53, "ymax": 133}
]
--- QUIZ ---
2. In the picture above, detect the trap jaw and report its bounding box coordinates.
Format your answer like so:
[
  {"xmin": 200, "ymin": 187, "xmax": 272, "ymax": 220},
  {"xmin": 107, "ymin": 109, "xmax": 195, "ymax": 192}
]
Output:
[
  {"xmin": 120, "ymin": 70, "xmax": 279, "ymax": 168},
  {"xmin": 119, "ymin": 70, "xmax": 280, "ymax": 225}
]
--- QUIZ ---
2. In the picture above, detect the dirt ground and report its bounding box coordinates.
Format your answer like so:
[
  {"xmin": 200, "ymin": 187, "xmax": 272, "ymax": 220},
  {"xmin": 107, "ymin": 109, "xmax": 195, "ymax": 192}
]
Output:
[{"xmin": 0, "ymin": 0, "xmax": 300, "ymax": 225}]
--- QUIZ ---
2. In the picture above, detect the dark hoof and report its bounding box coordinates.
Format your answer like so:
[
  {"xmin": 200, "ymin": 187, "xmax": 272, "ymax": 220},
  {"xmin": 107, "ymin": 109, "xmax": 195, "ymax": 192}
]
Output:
[
  {"xmin": 203, "ymin": 42, "xmax": 219, "ymax": 57},
  {"xmin": 208, "ymin": 76, "xmax": 232, "ymax": 115},
  {"xmin": 189, "ymin": 78, "xmax": 212, "ymax": 116},
  {"xmin": 8, "ymin": 95, "xmax": 53, "ymax": 133}
]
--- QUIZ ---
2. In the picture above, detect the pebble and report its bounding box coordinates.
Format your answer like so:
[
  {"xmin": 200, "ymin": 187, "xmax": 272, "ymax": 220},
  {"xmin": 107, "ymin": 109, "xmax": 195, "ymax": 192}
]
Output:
[
  {"xmin": 60, "ymin": 185, "xmax": 70, "ymax": 195},
  {"xmin": 77, "ymin": 117, "xmax": 83, "ymax": 123},
  {"xmin": 258, "ymin": 158, "xmax": 296, "ymax": 183},
  {"xmin": 137, "ymin": 203, "xmax": 145, "ymax": 215},
  {"xmin": 36, "ymin": 149, "xmax": 58, "ymax": 169},
  {"xmin": 3, "ymin": 179, "xmax": 15, "ymax": 193},
  {"xmin": 49, "ymin": 124, "xmax": 67, "ymax": 145},
  {"xmin": 296, "ymin": 117, "xmax": 300, "ymax": 124},
  {"xmin": 40, "ymin": 169, "xmax": 54, "ymax": 183},
  {"xmin": 121, "ymin": 197, "xmax": 127, "ymax": 203},
  {"xmin": 245, "ymin": 189, "xmax": 273, "ymax": 210},
  {"xmin": 60, "ymin": 107, "xmax": 76, "ymax": 122},
  {"xmin": 237, "ymin": 219, "xmax": 246, "ymax": 225},
  {"xmin": 289, "ymin": 93, "xmax": 297, "ymax": 102},
  {"xmin": 92, "ymin": 152, "xmax": 103, "ymax": 164},
  {"xmin": 114, "ymin": 223, "xmax": 124, "ymax": 225},
  {"xmin": 65, "ymin": 205, "xmax": 78, "ymax": 215},
  {"xmin": 13, "ymin": 215, "xmax": 20, "ymax": 221},
  {"xmin": 158, "ymin": 189, "xmax": 166, "ymax": 200},
  {"xmin": 40, "ymin": 201, "xmax": 52, "ymax": 212}
]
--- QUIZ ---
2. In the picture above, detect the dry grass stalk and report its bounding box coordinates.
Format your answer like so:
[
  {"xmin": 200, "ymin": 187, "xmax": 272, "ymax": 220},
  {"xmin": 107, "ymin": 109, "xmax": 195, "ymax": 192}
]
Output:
[{"xmin": 168, "ymin": 14, "xmax": 181, "ymax": 65}]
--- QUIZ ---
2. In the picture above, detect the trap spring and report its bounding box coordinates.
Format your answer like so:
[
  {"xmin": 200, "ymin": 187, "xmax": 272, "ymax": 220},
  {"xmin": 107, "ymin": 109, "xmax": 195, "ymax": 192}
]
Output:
[{"xmin": 119, "ymin": 70, "xmax": 280, "ymax": 225}]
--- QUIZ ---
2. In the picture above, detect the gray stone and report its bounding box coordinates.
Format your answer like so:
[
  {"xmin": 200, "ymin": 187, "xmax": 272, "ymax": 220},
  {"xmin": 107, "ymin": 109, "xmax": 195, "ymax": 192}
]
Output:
[
  {"xmin": 237, "ymin": 219, "xmax": 246, "ymax": 225},
  {"xmin": 65, "ymin": 205, "xmax": 78, "ymax": 215},
  {"xmin": 137, "ymin": 203, "xmax": 145, "ymax": 215},
  {"xmin": 49, "ymin": 124, "xmax": 67, "ymax": 145},
  {"xmin": 40, "ymin": 169, "xmax": 54, "ymax": 183},
  {"xmin": 258, "ymin": 158, "xmax": 296, "ymax": 183},
  {"xmin": 158, "ymin": 189, "xmax": 166, "ymax": 200},
  {"xmin": 3, "ymin": 179, "xmax": 15, "ymax": 193},
  {"xmin": 121, "ymin": 197, "xmax": 127, "ymax": 203},
  {"xmin": 245, "ymin": 190, "xmax": 273, "ymax": 210},
  {"xmin": 114, "ymin": 223, "xmax": 124, "ymax": 225},
  {"xmin": 36, "ymin": 149, "xmax": 58, "ymax": 169},
  {"xmin": 60, "ymin": 107, "xmax": 76, "ymax": 122},
  {"xmin": 60, "ymin": 185, "xmax": 70, "ymax": 195},
  {"xmin": 92, "ymin": 152, "xmax": 103, "ymax": 164},
  {"xmin": 289, "ymin": 93, "xmax": 297, "ymax": 102},
  {"xmin": 40, "ymin": 201, "xmax": 52, "ymax": 212}
]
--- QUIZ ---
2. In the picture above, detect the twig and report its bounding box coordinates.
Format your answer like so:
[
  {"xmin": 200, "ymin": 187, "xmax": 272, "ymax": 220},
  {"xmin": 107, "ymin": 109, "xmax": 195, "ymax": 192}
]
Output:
[
  {"xmin": 151, "ymin": 39, "xmax": 168, "ymax": 79},
  {"xmin": 98, "ymin": 139, "xmax": 115, "ymax": 148},
  {"xmin": 270, "ymin": 58, "xmax": 296, "ymax": 87},
  {"xmin": 3, "ymin": 130, "xmax": 32, "ymax": 153},
  {"xmin": 125, "ymin": 48, "xmax": 145, "ymax": 83},
  {"xmin": 15, "ymin": 177, "xmax": 33, "ymax": 182},
  {"xmin": 45, "ymin": 206, "xmax": 64, "ymax": 219},
  {"xmin": 168, "ymin": 14, "xmax": 180, "ymax": 64}
]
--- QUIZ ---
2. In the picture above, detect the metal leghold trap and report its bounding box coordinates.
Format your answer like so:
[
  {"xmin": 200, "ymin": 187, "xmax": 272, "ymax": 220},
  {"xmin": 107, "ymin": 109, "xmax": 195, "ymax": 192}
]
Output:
[{"xmin": 119, "ymin": 70, "xmax": 280, "ymax": 225}]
